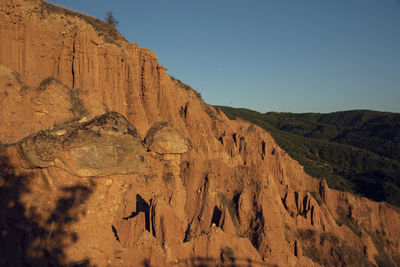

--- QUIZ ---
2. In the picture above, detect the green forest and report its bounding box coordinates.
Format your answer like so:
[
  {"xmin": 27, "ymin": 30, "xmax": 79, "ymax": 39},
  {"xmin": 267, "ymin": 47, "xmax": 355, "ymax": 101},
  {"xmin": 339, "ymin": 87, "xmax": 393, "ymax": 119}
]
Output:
[{"xmin": 218, "ymin": 106, "xmax": 400, "ymax": 208}]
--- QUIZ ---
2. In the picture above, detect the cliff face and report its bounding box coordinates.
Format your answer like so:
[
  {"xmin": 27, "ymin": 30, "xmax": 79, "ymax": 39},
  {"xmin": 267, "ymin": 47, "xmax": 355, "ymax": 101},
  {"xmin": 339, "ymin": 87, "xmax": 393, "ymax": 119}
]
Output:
[{"xmin": 0, "ymin": 1, "xmax": 399, "ymax": 266}]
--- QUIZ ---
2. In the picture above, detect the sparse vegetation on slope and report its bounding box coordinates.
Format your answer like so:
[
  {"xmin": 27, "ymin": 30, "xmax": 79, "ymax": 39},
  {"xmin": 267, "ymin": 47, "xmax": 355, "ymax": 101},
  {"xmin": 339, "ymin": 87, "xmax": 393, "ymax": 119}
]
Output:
[
  {"xmin": 104, "ymin": 11, "xmax": 118, "ymax": 28},
  {"xmin": 41, "ymin": 1, "xmax": 125, "ymax": 45},
  {"xmin": 298, "ymin": 230, "xmax": 375, "ymax": 266},
  {"xmin": 218, "ymin": 106, "xmax": 400, "ymax": 208}
]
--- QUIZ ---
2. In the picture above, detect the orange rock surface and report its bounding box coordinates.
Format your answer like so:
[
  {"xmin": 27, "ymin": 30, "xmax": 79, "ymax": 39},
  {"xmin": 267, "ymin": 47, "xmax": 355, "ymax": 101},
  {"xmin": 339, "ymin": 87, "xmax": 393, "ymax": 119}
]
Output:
[{"xmin": 0, "ymin": 1, "xmax": 399, "ymax": 266}]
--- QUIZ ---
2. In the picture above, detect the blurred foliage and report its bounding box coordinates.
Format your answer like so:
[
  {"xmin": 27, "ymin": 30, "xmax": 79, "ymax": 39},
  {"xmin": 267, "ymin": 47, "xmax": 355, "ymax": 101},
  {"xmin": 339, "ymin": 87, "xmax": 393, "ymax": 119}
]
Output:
[{"xmin": 218, "ymin": 106, "xmax": 400, "ymax": 208}]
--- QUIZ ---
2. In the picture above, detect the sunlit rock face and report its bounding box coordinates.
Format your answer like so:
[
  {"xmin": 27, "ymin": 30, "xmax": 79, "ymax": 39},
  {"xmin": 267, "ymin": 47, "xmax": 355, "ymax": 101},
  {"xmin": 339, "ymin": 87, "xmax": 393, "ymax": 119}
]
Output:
[{"xmin": 0, "ymin": 1, "xmax": 399, "ymax": 267}]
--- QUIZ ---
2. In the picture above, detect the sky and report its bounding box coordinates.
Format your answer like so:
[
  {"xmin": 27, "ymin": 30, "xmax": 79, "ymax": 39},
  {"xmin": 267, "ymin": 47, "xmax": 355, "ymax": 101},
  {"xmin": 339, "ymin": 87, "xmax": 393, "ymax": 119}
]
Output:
[{"xmin": 47, "ymin": 0, "xmax": 400, "ymax": 113}]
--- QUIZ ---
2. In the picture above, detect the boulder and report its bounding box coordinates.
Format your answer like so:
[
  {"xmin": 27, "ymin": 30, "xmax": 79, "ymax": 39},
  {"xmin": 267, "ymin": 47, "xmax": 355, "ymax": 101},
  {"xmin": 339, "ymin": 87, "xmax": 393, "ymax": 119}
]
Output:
[
  {"xmin": 18, "ymin": 112, "xmax": 148, "ymax": 177},
  {"xmin": 144, "ymin": 121, "xmax": 192, "ymax": 154}
]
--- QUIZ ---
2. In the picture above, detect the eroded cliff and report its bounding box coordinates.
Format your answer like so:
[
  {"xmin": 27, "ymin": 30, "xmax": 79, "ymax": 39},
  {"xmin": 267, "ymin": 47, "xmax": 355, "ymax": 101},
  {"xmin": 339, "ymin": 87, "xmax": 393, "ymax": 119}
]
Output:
[{"xmin": 0, "ymin": 1, "xmax": 399, "ymax": 266}]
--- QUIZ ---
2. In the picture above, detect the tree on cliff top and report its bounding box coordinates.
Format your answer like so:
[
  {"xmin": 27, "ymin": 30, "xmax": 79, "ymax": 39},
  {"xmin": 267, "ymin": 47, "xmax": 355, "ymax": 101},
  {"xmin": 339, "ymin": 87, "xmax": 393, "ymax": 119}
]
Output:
[{"xmin": 104, "ymin": 11, "xmax": 119, "ymax": 28}]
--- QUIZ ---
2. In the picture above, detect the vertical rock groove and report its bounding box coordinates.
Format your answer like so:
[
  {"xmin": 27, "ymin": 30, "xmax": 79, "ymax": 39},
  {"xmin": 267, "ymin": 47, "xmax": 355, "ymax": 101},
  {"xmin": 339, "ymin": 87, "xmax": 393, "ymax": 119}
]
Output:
[{"xmin": 71, "ymin": 33, "xmax": 76, "ymax": 88}]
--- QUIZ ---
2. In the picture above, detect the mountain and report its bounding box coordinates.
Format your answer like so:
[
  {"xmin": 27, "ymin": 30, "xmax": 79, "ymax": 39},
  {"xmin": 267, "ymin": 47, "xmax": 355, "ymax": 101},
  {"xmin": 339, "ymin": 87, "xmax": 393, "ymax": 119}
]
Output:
[
  {"xmin": 218, "ymin": 107, "xmax": 400, "ymax": 208},
  {"xmin": 259, "ymin": 110, "xmax": 400, "ymax": 161},
  {"xmin": 0, "ymin": 1, "xmax": 399, "ymax": 266}
]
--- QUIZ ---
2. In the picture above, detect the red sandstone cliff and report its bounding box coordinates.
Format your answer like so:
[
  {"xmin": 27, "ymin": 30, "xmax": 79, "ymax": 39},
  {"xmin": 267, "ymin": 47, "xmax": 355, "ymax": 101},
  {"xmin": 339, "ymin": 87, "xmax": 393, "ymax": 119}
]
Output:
[{"xmin": 0, "ymin": 1, "xmax": 399, "ymax": 266}]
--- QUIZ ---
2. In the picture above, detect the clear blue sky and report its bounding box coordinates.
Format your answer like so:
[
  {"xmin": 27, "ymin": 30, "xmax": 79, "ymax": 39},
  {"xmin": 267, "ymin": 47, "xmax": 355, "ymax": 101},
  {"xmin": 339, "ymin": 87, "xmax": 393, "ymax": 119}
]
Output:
[{"xmin": 47, "ymin": 0, "xmax": 400, "ymax": 113}]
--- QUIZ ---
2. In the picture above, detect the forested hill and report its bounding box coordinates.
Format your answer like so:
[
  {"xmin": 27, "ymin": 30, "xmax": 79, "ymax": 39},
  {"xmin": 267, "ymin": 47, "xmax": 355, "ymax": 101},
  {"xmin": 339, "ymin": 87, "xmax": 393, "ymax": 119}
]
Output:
[
  {"xmin": 260, "ymin": 110, "xmax": 400, "ymax": 161},
  {"xmin": 218, "ymin": 106, "xmax": 400, "ymax": 207}
]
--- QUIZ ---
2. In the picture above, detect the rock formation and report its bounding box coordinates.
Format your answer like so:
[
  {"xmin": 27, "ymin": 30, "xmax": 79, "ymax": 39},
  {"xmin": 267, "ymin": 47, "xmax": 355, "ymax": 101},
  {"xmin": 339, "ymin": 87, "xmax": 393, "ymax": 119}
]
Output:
[
  {"xmin": 144, "ymin": 121, "xmax": 193, "ymax": 154},
  {"xmin": 0, "ymin": 1, "xmax": 399, "ymax": 266},
  {"xmin": 19, "ymin": 112, "xmax": 148, "ymax": 177}
]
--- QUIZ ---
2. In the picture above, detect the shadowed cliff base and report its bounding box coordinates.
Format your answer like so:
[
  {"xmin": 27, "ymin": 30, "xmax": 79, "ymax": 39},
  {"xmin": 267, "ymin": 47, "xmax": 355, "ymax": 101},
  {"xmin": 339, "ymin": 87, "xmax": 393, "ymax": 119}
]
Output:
[
  {"xmin": 142, "ymin": 256, "xmax": 277, "ymax": 267},
  {"xmin": 0, "ymin": 146, "xmax": 94, "ymax": 267}
]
